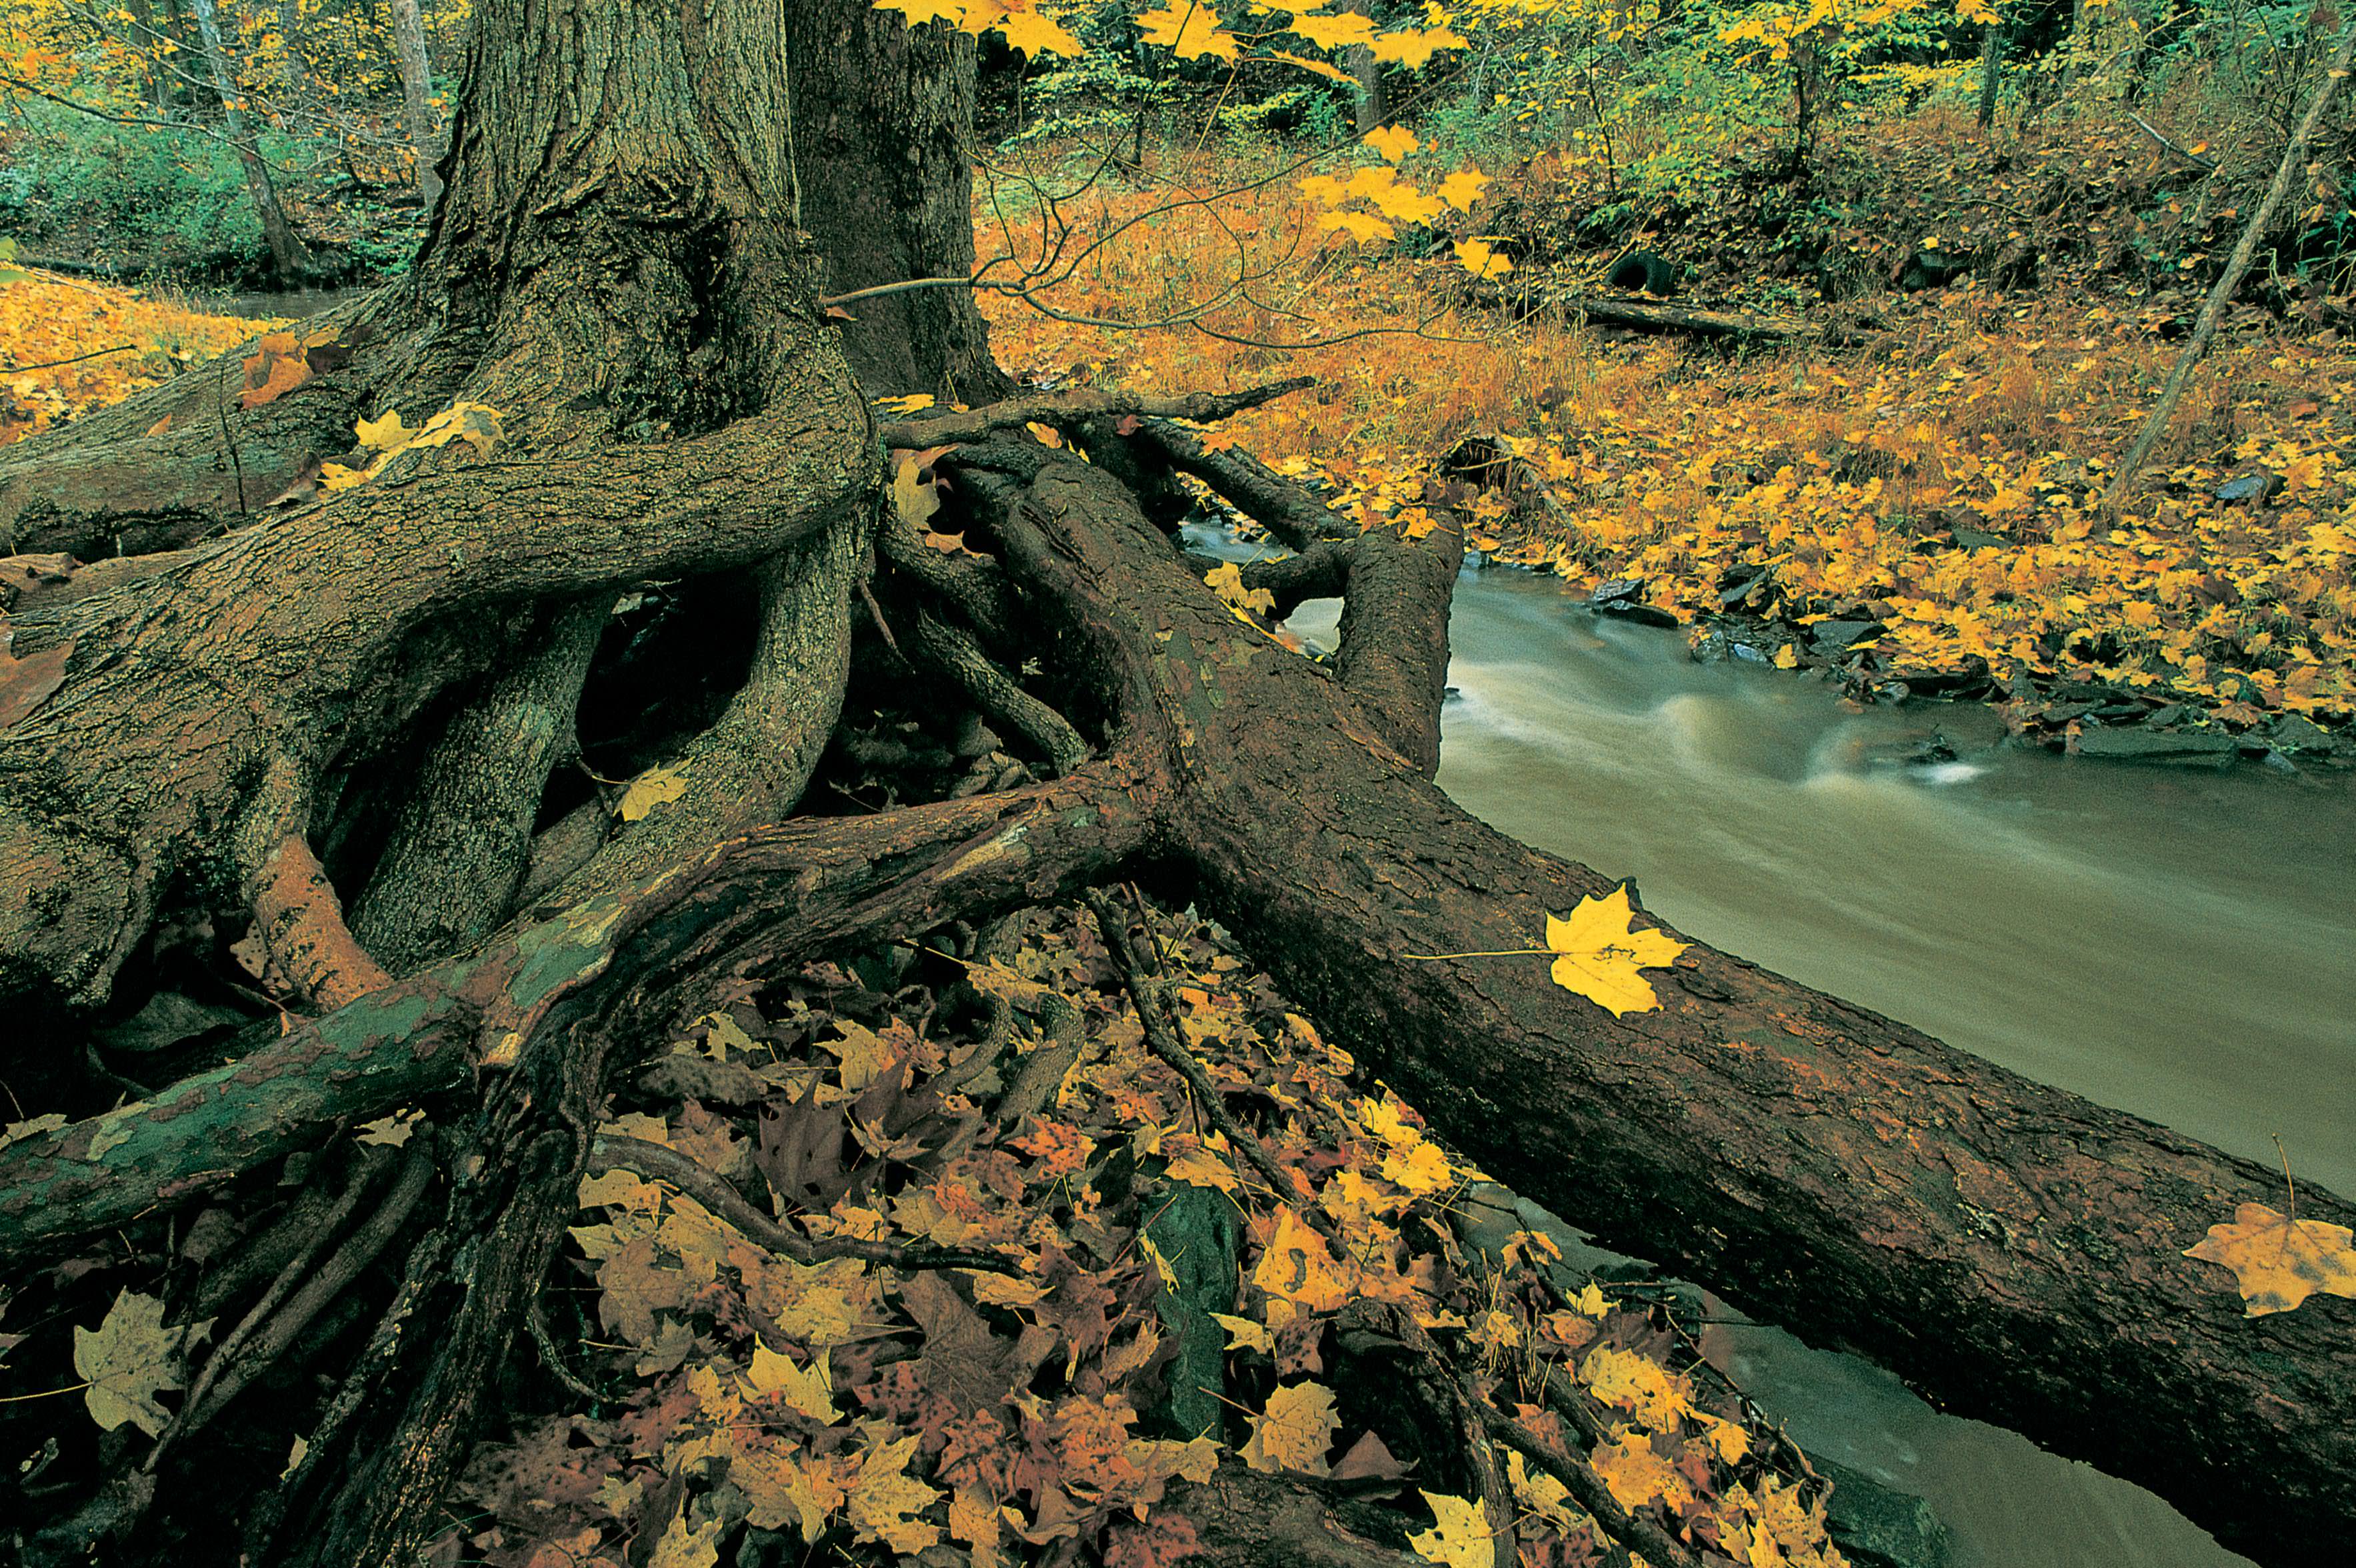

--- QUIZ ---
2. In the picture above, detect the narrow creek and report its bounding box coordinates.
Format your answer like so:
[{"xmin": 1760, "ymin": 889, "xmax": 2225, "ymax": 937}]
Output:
[{"xmin": 1279, "ymin": 557, "xmax": 2355, "ymax": 1568}]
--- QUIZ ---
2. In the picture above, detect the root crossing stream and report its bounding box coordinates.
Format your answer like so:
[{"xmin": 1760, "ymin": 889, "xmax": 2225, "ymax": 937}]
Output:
[{"xmin": 1268, "ymin": 550, "xmax": 2355, "ymax": 1568}]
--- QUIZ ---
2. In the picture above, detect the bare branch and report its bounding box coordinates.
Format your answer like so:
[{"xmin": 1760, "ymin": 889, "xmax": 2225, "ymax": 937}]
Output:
[{"xmin": 882, "ymin": 377, "xmax": 1311, "ymax": 448}]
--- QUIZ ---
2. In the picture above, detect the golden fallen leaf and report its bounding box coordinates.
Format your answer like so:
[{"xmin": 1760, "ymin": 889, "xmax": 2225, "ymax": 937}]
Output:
[
  {"xmin": 743, "ymin": 1342, "xmax": 839, "ymax": 1423},
  {"xmin": 1407, "ymin": 1489, "xmax": 1494, "ymax": 1568},
  {"xmin": 2184, "ymin": 1202, "xmax": 2356, "ymax": 1317},
  {"xmin": 1590, "ymin": 1426, "xmax": 1693, "ymax": 1513},
  {"xmin": 618, "ymin": 765, "xmax": 687, "ymax": 823},
  {"xmin": 1241, "ymin": 1379, "xmax": 1339, "ymax": 1474},
  {"xmin": 73, "ymin": 1289, "xmax": 198, "ymax": 1439},
  {"xmin": 1545, "ymin": 885, "xmax": 1689, "ymax": 1017}
]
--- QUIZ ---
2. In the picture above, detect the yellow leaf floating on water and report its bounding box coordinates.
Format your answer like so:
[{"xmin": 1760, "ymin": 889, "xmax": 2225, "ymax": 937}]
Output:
[
  {"xmin": 2183, "ymin": 1202, "xmax": 2356, "ymax": 1317},
  {"xmin": 1407, "ymin": 1489, "xmax": 1495, "ymax": 1568},
  {"xmin": 1545, "ymin": 885, "xmax": 1689, "ymax": 1017}
]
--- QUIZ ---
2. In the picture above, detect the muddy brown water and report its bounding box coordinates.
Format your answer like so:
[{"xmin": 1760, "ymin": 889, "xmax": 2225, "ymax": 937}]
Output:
[{"xmin": 1263, "ymin": 551, "xmax": 2353, "ymax": 1568}]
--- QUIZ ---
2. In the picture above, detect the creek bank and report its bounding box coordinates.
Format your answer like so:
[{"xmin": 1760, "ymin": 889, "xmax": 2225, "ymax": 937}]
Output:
[
  {"xmin": 1453, "ymin": 1179, "xmax": 1958, "ymax": 1568},
  {"xmin": 1565, "ymin": 559, "xmax": 2353, "ymax": 775}
]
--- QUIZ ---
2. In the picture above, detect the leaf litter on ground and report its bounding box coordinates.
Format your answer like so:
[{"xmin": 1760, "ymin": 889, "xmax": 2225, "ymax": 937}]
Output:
[{"xmin": 447, "ymin": 901, "xmax": 1852, "ymax": 1568}]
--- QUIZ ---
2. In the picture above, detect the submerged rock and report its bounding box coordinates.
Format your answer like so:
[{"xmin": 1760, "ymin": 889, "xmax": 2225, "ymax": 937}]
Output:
[
  {"xmin": 1816, "ymin": 1454, "xmax": 1954, "ymax": 1568},
  {"xmin": 2075, "ymin": 728, "xmax": 2237, "ymax": 765}
]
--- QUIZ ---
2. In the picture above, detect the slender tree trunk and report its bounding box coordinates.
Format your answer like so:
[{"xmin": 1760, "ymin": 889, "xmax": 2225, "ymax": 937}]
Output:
[
  {"xmin": 387, "ymin": 0, "xmax": 441, "ymax": 209},
  {"xmin": 188, "ymin": 0, "xmax": 310, "ymax": 280},
  {"xmin": 1340, "ymin": 0, "xmax": 1388, "ymax": 133},
  {"xmin": 1978, "ymin": 13, "xmax": 2005, "ymax": 129},
  {"xmin": 2107, "ymin": 23, "xmax": 2356, "ymax": 504}
]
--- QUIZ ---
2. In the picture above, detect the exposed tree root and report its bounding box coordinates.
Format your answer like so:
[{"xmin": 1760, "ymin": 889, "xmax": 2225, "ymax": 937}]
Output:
[{"xmin": 0, "ymin": 19, "xmax": 2344, "ymax": 1547}]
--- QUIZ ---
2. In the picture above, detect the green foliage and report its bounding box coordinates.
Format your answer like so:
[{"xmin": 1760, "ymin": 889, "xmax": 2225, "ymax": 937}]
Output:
[{"xmin": 0, "ymin": 99, "xmax": 261, "ymax": 268}]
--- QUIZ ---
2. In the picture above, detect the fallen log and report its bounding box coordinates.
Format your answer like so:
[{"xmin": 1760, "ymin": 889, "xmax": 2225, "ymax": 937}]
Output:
[
  {"xmin": 971, "ymin": 439, "xmax": 2353, "ymax": 1566},
  {"xmin": 1453, "ymin": 277, "xmax": 1838, "ymax": 341}
]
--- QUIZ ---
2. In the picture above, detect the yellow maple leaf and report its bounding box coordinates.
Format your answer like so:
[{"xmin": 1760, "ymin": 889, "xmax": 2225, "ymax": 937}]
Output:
[
  {"xmin": 73, "ymin": 1289, "xmax": 199, "ymax": 1439},
  {"xmin": 1211, "ymin": 1311, "xmax": 1273, "ymax": 1353},
  {"xmin": 355, "ymin": 408, "xmax": 413, "ymax": 451},
  {"xmin": 1591, "ymin": 1427, "xmax": 1693, "ymax": 1513},
  {"xmin": 1165, "ymin": 1133, "xmax": 1243, "ymax": 1192},
  {"xmin": 619, "ymin": 765, "xmax": 688, "ymax": 823},
  {"xmin": 1436, "ymin": 168, "xmax": 1490, "ymax": 212},
  {"xmin": 1371, "ymin": 27, "xmax": 1467, "ymax": 69},
  {"xmin": 1363, "ymin": 123, "xmax": 1419, "ymax": 163},
  {"xmin": 1241, "ymin": 1380, "xmax": 1339, "ymax": 1473},
  {"xmin": 1289, "ymin": 11, "xmax": 1376, "ymax": 51},
  {"xmin": 2184, "ymin": 1202, "xmax": 2356, "ymax": 1316},
  {"xmin": 1363, "ymin": 177, "xmax": 1444, "ymax": 227},
  {"xmin": 1408, "ymin": 1490, "xmax": 1493, "ymax": 1568},
  {"xmin": 873, "ymin": 0, "xmax": 965, "ymax": 23},
  {"xmin": 1454, "ymin": 239, "xmax": 1512, "ymax": 281},
  {"xmin": 1252, "ymin": 1208, "xmax": 1352, "ymax": 1311},
  {"xmin": 409, "ymin": 400, "xmax": 504, "ymax": 459},
  {"xmin": 1506, "ymin": 1448, "xmax": 1583, "ymax": 1532},
  {"xmin": 1381, "ymin": 1136, "xmax": 1455, "ymax": 1195},
  {"xmin": 1320, "ymin": 209, "xmax": 1395, "ymax": 245},
  {"xmin": 1580, "ymin": 1343, "xmax": 1695, "ymax": 1429},
  {"xmin": 1546, "ymin": 885, "xmax": 1689, "ymax": 1016},
  {"xmin": 993, "ymin": 5, "xmax": 1080, "ymax": 55},
  {"xmin": 1205, "ymin": 559, "xmax": 1277, "ymax": 618},
  {"xmin": 648, "ymin": 1508, "xmax": 721, "ymax": 1568},
  {"xmin": 1139, "ymin": 2, "xmax": 1239, "ymax": 60},
  {"xmin": 743, "ymin": 1343, "xmax": 841, "ymax": 1423},
  {"xmin": 735, "ymin": 1435, "xmax": 853, "ymax": 1539},
  {"xmin": 846, "ymin": 1433, "xmax": 943, "ymax": 1554},
  {"xmin": 893, "ymin": 449, "xmax": 945, "ymax": 529}
]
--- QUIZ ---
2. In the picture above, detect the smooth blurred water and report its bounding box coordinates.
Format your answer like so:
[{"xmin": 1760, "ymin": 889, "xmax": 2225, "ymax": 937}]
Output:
[{"xmin": 1276, "ymin": 561, "xmax": 2355, "ymax": 1568}]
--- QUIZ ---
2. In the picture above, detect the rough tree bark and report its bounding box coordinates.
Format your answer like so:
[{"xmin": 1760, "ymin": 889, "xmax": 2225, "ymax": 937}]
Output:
[
  {"xmin": 0, "ymin": 3, "xmax": 2346, "ymax": 1565},
  {"xmin": 786, "ymin": 0, "xmax": 1010, "ymax": 399}
]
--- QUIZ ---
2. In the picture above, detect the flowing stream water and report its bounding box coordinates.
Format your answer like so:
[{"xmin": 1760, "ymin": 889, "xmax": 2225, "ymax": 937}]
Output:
[{"xmin": 1277, "ymin": 559, "xmax": 2355, "ymax": 1568}]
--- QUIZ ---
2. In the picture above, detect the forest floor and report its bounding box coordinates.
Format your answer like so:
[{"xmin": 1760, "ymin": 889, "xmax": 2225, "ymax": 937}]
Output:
[
  {"xmin": 8, "ymin": 115, "xmax": 2355, "ymax": 770},
  {"xmin": 971, "ymin": 109, "xmax": 2355, "ymax": 763}
]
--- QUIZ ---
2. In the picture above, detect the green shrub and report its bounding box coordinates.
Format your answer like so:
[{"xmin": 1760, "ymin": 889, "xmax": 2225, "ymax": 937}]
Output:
[{"xmin": 0, "ymin": 97, "xmax": 282, "ymax": 268}]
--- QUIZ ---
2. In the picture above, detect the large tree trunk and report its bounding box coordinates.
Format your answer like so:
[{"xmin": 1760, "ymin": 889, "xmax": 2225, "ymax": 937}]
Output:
[
  {"xmin": 785, "ymin": 0, "xmax": 1009, "ymax": 400},
  {"xmin": 0, "ymin": 4, "xmax": 2346, "ymax": 1565}
]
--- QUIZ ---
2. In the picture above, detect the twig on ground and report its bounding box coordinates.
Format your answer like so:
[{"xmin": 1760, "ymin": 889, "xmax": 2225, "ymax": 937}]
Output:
[
  {"xmin": 1477, "ymin": 1401, "xmax": 1705, "ymax": 1568},
  {"xmin": 1083, "ymin": 889, "xmax": 1346, "ymax": 1248},
  {"xmin": 2, "ymin": 344, "xmax": 137, "ymax": 373},
  {"xmin": 585, "ymin": 1133, "xmax": 1021, "ymax": 1275},
  {"xmin": 881, "ymin": 377, "xmax": 1313, "ymax": 449}
]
